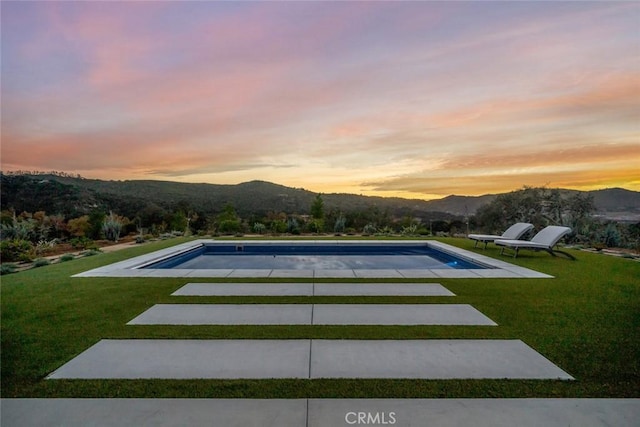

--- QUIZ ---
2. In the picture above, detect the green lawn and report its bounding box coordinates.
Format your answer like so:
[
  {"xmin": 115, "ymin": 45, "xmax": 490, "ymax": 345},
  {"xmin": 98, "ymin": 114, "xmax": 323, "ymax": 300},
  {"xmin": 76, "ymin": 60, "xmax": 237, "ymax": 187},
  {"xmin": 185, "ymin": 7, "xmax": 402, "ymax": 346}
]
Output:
[{"xmin": 1, "ymin": 237, "xmax": 639, "ymax": 398}]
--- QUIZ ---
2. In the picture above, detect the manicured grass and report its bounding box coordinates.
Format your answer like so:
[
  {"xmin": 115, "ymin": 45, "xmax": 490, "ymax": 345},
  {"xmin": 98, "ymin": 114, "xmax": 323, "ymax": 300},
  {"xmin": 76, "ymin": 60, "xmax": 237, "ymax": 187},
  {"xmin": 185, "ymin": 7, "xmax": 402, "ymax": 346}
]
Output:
[{"xmin": 1, "ymin": 237, "xmax": 639, "ymax": 398}]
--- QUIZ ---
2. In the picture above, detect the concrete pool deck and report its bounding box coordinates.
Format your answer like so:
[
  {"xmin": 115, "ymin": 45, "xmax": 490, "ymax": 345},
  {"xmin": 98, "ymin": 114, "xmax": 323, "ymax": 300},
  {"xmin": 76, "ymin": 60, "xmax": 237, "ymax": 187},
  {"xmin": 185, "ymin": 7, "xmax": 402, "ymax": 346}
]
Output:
[
  {"xmin": 46, "ymin": 339, "xmax": 572, "ymax": 380},
  {"xmin": 3, "ymin": 398, "xmax": 638, "ymax": 427},
  {"xmin": 72, "ymin": 239, "xmax": 553, "ymax": 279},
  {"xmin": 126, "ymin": 304, "xmax": 497, "ymax": 325},
  {"xmin": 172, "ymin": 282, "xmax": 456, "ymax": 296}
]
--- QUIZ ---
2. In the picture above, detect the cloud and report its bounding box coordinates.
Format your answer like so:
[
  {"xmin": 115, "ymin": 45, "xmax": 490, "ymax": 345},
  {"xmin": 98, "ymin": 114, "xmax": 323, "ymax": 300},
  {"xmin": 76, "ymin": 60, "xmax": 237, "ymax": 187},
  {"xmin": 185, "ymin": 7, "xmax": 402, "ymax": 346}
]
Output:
[{"xmin": 2, "ymin": 1, "xmax": 638, "ymax": 198}]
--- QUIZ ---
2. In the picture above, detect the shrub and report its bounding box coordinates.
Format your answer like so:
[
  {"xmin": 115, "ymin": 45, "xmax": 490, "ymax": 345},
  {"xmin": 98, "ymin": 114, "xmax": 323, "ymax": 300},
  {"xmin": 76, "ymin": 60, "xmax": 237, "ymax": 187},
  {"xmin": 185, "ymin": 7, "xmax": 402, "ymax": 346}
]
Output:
[
  {"xmin": 102, "ymin": 211, "xmax": 123, "ymax": 242},
  {"xmin": 1, "ymin": 263, "xmax": 17, "ymax": 275},
  {"xmin": 59, "ymin": 254, "xmax": 75, "ymax": 262},
  {"xmin": 253, "ymin": 222, "xmax": 266, "ymax": 234},
  {"xmin": 377, "ymin": 226, "xmax": 394, "ymax": 236},
  {"xmin": 270, "ymin": 220, "xmax": 287, "ymax": 234},
  {"xmin": 602, "ymin": 223, "xmax": 622, "ymax": 248},
  {"xmin": 401, "ymin": 224, "xmax": 418, "ymax": 236},
  {"xmin": 306, "ymin": 219, "xmax": 324, "ymax": 234},
  {"xmin": 363, "ymin": 223, "xmax": 377, "ymax": 235},
  {"xmin": 1, "ymin": 219, "xmax": 34, "ymax": 241},
  {"xmin": 218, "ymin": 219, "xmax": 241, "ymax": 234},
  {"xmin": 135, "ymin": 235, "xmax": 145, "ymax": 244},
  {"xmin": 32, "ymin": 258, "xmax": 50, "ymax": 268},
  {"xmin": 1, "ymin": 239, "xmax": 34, "ymax": 262},
  {"xmin": 35, "ymin": 239, "xmax": 58, "ymax": 255},
  {"xmin": 287, "ymin": 218, "xmax": 300, "ymax": 235},
  {"xmin": 70, "ymin": 236, "xmax": 94, "ymax": 249},
  {"xmin": 81, "ymin": 249, "xmax": 102, "ymax": 257}
]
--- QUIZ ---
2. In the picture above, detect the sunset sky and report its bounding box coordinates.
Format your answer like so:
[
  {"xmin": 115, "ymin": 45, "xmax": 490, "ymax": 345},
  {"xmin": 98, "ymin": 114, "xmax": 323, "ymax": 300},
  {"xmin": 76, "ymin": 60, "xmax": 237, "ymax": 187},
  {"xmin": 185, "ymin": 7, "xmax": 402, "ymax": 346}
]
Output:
[{"xmin": 2, "ymin": 1, "xmax": 639, "ymax": 200}]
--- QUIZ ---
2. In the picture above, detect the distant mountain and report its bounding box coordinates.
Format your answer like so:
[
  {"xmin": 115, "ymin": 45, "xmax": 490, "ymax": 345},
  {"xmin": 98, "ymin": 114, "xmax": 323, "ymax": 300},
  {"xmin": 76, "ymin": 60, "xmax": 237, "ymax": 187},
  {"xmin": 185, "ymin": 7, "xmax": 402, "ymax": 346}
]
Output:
[
  {"xmin": 420, "ymin": 194, "xmax": 498, "ymax": 216},
  {"xmin": 425, "ymin": 188, "xmax": 640, "ymax": 221},
  {"xmin": 1, "ymin": 172, "xmax": 638, "ymax": 221},
  {"xmin": 590, "ymin": 188, "xmax": 640, "ymax": 221}
]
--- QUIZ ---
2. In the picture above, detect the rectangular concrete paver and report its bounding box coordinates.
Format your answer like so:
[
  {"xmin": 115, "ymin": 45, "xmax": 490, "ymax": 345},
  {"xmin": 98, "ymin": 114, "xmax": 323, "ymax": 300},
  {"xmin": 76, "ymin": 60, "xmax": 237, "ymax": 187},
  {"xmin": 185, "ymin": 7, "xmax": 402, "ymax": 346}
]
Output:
[
  {"xmin": 127, "ymin": 304, "xmax": 313, "ymax": 325},
  {"xmin": 312, "ymin": 304, "xmax": 496, "ymax": 325},
  {"xmin": 47, "ymin": 339, "xmax": 572, "ymax": 380},
  {"xmin": 46, "ymin": 340, "xmax": 310, "ymax": 379},
  {"xmin": 310, "ymin": 340, "xmax": 574, "ymax": 379},
  {"xmin": 172, "ymin": 282, "xmax": 454, "ymax": 296},
  {"xmin": 313, "ymin": 283, "xmax": 455, "ymax": 296},
  {"xmin": 173, "ymin": 283, "xmax": 314, "ymax": 296},
  {"xmin": 126, "ymin": 304, "xmax": 494, "ymax": 325}
]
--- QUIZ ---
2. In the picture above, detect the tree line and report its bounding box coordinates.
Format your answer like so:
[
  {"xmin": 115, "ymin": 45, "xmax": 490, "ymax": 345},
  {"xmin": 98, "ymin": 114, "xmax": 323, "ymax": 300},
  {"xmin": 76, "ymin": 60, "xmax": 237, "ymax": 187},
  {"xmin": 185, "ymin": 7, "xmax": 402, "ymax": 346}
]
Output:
[{"xmin": 1, "ymin": 186, "xmax": 638, "ymax": 264}]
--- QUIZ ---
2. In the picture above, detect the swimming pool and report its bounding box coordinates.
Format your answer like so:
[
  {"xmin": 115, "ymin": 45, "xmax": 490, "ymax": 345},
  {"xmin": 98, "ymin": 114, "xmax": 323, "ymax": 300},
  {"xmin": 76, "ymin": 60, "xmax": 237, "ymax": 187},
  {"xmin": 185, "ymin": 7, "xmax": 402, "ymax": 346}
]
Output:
[
  {"xmin": 142, "ymin": 242, "xmax": 487, "ymax": 270},
  {"xmin": 73, "ymin": 240, "xmax": 553, "ymax": 279}
]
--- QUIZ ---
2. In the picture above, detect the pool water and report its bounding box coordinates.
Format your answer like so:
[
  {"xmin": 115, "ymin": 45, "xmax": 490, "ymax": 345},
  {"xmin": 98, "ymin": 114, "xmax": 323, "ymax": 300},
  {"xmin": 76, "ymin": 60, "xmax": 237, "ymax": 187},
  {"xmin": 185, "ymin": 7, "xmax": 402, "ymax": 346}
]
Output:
[{"xmin": 143, "ymin": 243, "xmax": 490, "ymax": 270}]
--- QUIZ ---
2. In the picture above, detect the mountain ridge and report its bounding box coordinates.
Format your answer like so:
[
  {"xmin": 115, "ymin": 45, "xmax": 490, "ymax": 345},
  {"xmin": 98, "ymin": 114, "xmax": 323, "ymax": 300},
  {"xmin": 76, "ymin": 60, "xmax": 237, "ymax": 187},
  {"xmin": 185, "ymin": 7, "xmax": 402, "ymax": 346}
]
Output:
[{"xmin": 1, "ymin": 173, "xmax": 639, "ymax": 221}]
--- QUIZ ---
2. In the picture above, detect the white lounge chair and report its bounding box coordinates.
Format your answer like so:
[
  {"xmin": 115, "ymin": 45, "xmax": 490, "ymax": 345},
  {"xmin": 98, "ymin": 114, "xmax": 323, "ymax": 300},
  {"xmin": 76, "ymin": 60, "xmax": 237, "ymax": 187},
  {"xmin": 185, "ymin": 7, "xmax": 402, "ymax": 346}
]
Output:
[
  {"xmin": 495, "ymin": 225, "xmax": 574, "ymax": 259},
  {"xmin": 468, "ymin": 223, "xmax": 534, "ymax": 249}
]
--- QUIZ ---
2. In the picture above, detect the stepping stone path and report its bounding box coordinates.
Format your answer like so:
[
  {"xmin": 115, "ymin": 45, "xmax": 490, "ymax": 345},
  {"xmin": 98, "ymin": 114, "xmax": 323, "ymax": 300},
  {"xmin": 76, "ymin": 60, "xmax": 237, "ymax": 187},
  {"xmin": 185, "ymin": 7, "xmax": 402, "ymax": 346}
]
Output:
[{"xmin": 48, "ymin": 282, "xmax": 572, "ymax": 380}]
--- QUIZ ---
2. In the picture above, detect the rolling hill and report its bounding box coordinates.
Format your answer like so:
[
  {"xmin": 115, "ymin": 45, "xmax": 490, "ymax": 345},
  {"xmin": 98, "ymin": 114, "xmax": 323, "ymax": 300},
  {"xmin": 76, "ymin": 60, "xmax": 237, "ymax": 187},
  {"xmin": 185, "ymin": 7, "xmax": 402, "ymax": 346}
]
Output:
[{"xmin": 1, "ymin": 172, "xmax": 639, "ymax": 222}]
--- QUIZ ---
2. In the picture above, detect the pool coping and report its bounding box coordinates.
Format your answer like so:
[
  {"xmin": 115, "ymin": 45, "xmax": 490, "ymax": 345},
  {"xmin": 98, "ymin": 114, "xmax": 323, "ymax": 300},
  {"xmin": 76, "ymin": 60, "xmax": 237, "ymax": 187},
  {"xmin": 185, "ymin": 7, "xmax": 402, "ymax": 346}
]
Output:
[{"xmin": 72, "ymin": 239, "xmax": 553, "ymax": 279}]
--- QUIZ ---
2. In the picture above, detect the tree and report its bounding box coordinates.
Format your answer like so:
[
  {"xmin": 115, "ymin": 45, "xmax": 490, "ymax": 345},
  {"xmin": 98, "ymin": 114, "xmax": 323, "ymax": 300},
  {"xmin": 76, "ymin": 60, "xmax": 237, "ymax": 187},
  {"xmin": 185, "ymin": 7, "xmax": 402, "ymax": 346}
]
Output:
[
  {"xmin": 88, "ymin": 209, "xmax": 106, "ymax": 240},
  {"xmin": 137, "ymin": 203, "xmax": 167, "ymax": 230},
  {"xmin": 216, "ymin": 203, "xmax": 241, "ymax": 234},
  {"xmin": 67, "ymin": 215, "xmax": 90, "ymax": 237},
  {"xmin": 169, "ymin": 211, "xmax": 188, "ymax": 232},
  {"xmin": 311, "ymin": 194, "xmax": 324, "ymax": 220}
]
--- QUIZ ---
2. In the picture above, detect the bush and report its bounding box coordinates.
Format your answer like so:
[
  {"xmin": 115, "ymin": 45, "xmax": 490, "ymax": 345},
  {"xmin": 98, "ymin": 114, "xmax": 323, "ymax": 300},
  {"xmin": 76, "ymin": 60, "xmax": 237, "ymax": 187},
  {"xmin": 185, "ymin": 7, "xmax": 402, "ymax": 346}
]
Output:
[
  {"xmin": 270, "ymin": 220, "xmax": 287, "ymax": 234},
  {"xmin": 287, "ymin": 218, "xmax": 300, "ymax": 235},
  {"xmin": 135, "ymin": 235, "xmax": 145, "ymax": 244},
  {"xmin": 362, "ymin": 224, "xmax": 377, "ymax": 235},
  {"xmin": 32, "ymin": 258, "xmax": 50, "ymax": 268},
  {"xmin": 1, "ymin": 263, "xmax": 17, "ymax": 275},
  {"xmin": 70, "ymin": 237, "xmax": 94, "ymax": 249},
  {"xmin": 35, "ymin": 239, "xmax": 58, "ymax": 256},
  {"xmin": 59, "ymin": 254, "xmax": 75, "ymax": 262},
  {"xmin": 102, "ymin": 211, "xmax": 123, "ymax": 242},
  {"xmin": 306, "ymin": 219, "xmax": 324, "ymax": 234},
  {"xmin": 218, "ymin": 219, "xmax": 241, "ymax": 234},
  {"xmin": 1, "ymin": 239, "xmax": 34, "ymax": 262},
  {"xmin": 81, "ymin": 249, "xmax": 102, "ymax": 257}
]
